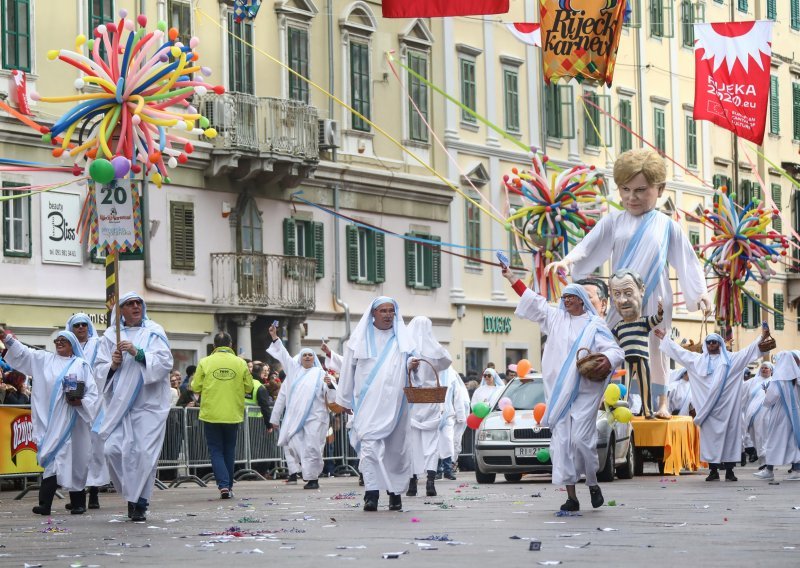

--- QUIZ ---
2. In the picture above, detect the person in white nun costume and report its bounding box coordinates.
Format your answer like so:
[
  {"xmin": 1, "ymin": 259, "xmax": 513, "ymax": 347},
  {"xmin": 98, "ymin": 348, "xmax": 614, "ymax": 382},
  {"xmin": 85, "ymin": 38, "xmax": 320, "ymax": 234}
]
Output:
[
  {"xmin": 438, "ymin": 367, "xmax": 470, "ymax": 480},
  {"xmin": 93, "ymin": 292, "xmax": 173, "ymax": 522},
  {"xmin": 268, "ymin": 324, "xmax": 330, "ymax": 490},
  {"xmin": 65, "ymin": 313, "xmax": 107, "ymax": 510},
  {"xmin": 335, "ymin": 297, "xmax": 419, "ymax": 512},
  {"xmin": 404, "ymin": 316, "xmax": 452, "ymax": 498},
  {"xmin": 503, "ymin": 268, "xmax": 624, "ymax": 511},
  {"xmin": 667, "ymin": 368, "xmax": 692, "ymax": 416},
  {"xmin": 753, "ymin": 351, "xmax": 800, "ymax": 481},
  {"xmin": 655, "ymin": 325, "xmax": 770, "ymax": 481},
  {"xmin": 0, "ymin": 327, "xmax": 98, "ymax": 516},
  {"xmin": 743, "ymin": 362, "xmax": 772, "ymax": 469},
  {"xmin": 470, "ymin": 368, "xmax": 505, "ymax": 407}
]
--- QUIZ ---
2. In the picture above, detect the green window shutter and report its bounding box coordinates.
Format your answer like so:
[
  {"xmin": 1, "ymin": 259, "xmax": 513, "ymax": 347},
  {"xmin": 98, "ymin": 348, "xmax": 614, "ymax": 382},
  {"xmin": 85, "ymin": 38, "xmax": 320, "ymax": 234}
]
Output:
[
  {"xmin": 770, "ymin": 76, "xmax": 780, "ymax": 135},
  {"xmin": 405, "ymin": 233, "xmax": 416, "ymax": 288},
  {"xmin": 1, "ymin": 0, "xmax": 32, "ymax": 71},
  {"xmin": 737, "ymin": 0, "xmax": 748, "ymax": 13},
  {"xmin": 741, "ymin": 292, "xmax": 750, "ymax": 328},
  {"xmin": 772, "ymin": 184, "xmax": 783, "ymax": 232},
  {"xmin": 346, "ymin": 224, "xmax": 359, "ymax": 282},
  {"xmin": 460, "ymin": 58, "xmax": 477, "ymax": 121},
  {"xmin": 560, "ymin": 85, "xmax": 575, "ymax": 139},
  {"xmin": 374, "ymin": 232, "xmax": 386, "ymax": 283},
  {"xmin": 431, "ymin": 235, "xmax": 442, "ymax": 289},
  {"xmin": 793, "ymin": 83, "xmax": 800, "ymax": 141},
  {"xmin": 619, "ymin": 98, "xmax": 632, "ymax": 152},
  {"xmin": 774, "ymin": 293, "xmax": 785, "ymax": 330},
  {"xmin": 752, "ymin": 180, "xmax": 761, "ymax": 202},
  {"xmin": 312, "ymin": 221, "xmax": 324, "ymax": 278},
  {"xmin": 170, "ymin": 202, "xmax": 195, "ymax": 271},
  {"xmin": 794, "ymin": 0, "xmax": 800, "ymax": 31},
  {"xmin": 283, "ymin": 218, "xmax": 297, "ymax": 256},
  {"xmin": 350, "ymin": 41, "xmax": 371, "ymax": 131},
  {"xmin": 767, "ymin": 0, "xmax": 776, "ymax": 20}
]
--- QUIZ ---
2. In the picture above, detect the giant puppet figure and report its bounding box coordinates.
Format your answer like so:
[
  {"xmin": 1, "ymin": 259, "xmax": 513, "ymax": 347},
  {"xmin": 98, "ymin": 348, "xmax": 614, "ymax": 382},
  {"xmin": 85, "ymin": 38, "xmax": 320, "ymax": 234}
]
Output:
[{"xmin": 548, "ymin": 149, "xmax": 710, "ymax": 418}]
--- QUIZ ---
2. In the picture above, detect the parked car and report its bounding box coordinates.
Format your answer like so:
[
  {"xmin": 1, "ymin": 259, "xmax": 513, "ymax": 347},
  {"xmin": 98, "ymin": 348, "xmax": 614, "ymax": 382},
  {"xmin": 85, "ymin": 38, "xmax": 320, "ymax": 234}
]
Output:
[{"xmin": 473, "ymin": 375, "xmax": 635, "ymax": 483}]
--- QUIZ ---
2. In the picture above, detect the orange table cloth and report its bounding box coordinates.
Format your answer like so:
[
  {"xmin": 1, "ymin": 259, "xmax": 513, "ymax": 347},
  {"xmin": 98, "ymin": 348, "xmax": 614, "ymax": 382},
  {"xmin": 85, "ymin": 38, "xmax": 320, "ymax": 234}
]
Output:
[{"xmin": 631, "ymin": 416, "xmax": 701, "ymax": 475}]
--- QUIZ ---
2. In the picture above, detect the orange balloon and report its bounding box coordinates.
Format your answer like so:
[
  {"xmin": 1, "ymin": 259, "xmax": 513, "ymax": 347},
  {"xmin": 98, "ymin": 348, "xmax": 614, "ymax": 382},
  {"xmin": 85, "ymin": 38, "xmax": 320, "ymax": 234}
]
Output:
[
  {"xmin": 517, "ymin": 359, "xmax": 532, "ymax": 377},
  {"xmin": 533, "ymin": 403, "xmax": 546, "ymax": 424},
  {"xmin": 502, "ymin": 405, "xmax": 516, "ymax": 423}
]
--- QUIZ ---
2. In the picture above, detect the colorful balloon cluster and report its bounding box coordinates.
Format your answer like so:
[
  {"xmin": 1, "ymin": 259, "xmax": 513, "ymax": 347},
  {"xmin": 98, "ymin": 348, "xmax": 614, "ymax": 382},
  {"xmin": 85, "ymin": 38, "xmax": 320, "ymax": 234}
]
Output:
[
  {"xmin": 504, "ymin": 151, "xmax": 607, "ymax": 299},
  {"xmin": 691, "ymin": 188, "xmax": 788, "ymax": 326},
  {"xmin": 603, "ymin": 383, "xmax": 632, "ymax": 424},
  {"xmin": 34, "ymin": 9, "xmax": 223, "ymax": 187}
]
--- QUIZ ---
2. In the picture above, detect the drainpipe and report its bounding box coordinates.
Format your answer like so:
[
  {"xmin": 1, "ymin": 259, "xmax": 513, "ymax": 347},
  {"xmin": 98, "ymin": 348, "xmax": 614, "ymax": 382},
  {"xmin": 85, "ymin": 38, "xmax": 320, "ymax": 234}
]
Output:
[
  {"xmin": 333, "ymin": 185, "xmax": 351, "ymax": 351},
  {"xmin": 327, "ymin": 0, "xmax": 337, "ymax": 161}
]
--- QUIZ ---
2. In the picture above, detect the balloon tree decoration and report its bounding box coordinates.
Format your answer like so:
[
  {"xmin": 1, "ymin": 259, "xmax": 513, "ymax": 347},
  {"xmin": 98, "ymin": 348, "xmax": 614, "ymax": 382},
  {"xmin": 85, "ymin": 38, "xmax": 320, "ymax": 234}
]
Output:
[
  {"xmin": 503, "ymin": 151, "xmax": 608, "ymax": 299},
  {"xmin": 33, "ymin": 9, "xmax": 223, "ymax": 187},
  {"xmin": 689, "ymin": 186, "xmax": 788, "ymax": 327}
]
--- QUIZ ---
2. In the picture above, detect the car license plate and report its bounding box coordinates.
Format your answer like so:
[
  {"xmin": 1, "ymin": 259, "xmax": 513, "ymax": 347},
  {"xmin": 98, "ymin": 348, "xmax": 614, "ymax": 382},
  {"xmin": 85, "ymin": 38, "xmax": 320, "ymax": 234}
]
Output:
[{"xmin": 515, "ymin": 447, "xmax": 538, "ymax": 457}]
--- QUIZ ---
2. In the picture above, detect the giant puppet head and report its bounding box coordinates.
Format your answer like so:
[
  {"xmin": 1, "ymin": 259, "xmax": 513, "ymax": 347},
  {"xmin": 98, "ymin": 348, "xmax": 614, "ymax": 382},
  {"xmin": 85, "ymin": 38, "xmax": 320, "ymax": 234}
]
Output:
[
  {"xmin": 609, "ymin": 269, "xmax": 645, "ymax": 323},
  {"xmin": 613, "ymin": 149, "xmax": 667, "ymax": 217}
]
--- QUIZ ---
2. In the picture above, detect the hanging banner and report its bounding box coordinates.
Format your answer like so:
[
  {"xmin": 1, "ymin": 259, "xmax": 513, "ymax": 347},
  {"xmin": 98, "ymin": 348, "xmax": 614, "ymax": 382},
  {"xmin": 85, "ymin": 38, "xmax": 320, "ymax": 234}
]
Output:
[
  {"xmin": 506, "ymin": 23, "xmax": 542, "ymax": 47},
  {"xmin": 540, "ymin": 0, "xmax": 626, "ymax": 86},
  {"xmin": 0, "ymin": 406, "xmax": 42, "ymax": 475},
  {"xmin": 693, "ymin": 21, "xmax": 774, "ymax": 145},
  {"xmin": 96, "ymin": 178, "xmax": 137, "ymax": 253},
  {"xmin": 40, "ymin": 190, "xmax": 82, "ymax": 265},
  {"xmin": 382, "ymin": 0, "xmax": 508, "ymax": 18}
]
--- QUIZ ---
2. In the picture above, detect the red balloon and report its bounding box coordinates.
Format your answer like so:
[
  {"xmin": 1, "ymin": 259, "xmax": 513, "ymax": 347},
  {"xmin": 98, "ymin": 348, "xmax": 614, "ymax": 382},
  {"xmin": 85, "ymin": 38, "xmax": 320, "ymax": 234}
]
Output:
[
  {"xmin": 533, "ymin": 403, "xmax": 546, "ymax": 424},
  {"xmin": 466, "ymin": 413, "xmax": 483, "ymax": 430}
]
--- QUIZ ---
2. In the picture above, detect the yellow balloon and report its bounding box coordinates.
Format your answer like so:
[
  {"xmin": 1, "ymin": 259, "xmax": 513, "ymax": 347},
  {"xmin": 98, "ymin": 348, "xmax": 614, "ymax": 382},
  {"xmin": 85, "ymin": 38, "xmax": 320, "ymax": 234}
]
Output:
[
  {"xmin": 604, "ymin": 383, "xmax": 621, "ymax": 406},
  {"xmin": 75, "ymin": 34, "xmax": 87, "ymax": 49},
  {"xmin": 47, "ymin": 50, "xmax": 59, "ymax": 61},
  {"xmin": 151, "ymin": 172, "xmax": 163, "ymax": 188},
  {"xmin": 612, "ymin": 406, "xmax": 633, "ymax": 424},
  {"xmin": 204, "ymin": 127, "xmax": 218, "ymax": 139}
]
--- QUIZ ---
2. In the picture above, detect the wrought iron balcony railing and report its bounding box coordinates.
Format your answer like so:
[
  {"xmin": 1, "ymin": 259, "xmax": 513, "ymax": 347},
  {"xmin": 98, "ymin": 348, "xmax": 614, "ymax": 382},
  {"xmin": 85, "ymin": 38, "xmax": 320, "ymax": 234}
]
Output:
[{"xmin": 211, "ymin": 252, "xmax": 316, "ymax": 311}]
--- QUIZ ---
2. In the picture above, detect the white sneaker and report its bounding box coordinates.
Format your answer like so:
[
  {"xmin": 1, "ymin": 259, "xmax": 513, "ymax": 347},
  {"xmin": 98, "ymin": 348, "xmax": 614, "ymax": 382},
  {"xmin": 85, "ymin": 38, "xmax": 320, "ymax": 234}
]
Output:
[
  {"xmin": 752, "ymin": 469, "xmax": 774, "ymax": 480},
  {"xmin": 785, "ymin": 471, "xmax": 800, "ymax": 481}
]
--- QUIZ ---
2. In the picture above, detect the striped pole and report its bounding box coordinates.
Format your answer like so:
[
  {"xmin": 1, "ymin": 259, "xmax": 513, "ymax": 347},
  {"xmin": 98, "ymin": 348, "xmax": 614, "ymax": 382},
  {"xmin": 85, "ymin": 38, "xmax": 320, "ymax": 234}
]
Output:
[{"xmin": 105, "ymin": 249, "xmax": 119, "ymax": 339}]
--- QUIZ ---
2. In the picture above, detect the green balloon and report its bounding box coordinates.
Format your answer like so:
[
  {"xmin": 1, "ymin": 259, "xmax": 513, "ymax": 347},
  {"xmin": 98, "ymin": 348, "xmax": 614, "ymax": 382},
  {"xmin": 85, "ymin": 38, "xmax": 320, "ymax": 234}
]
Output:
[
  {"xmin": 536, "ymin": 448, "xmax": 550, "ymax": 463},
  {"xmin": 89, "ymin": 158, "xmax": 115, "ymax": 184},
  {"xmin": 472, "ymin": 402, "xmax": 491, "ymax": 419},
  {"xmin": 199, "ymin": 116, "xmax": 210, "ymax": 128}
]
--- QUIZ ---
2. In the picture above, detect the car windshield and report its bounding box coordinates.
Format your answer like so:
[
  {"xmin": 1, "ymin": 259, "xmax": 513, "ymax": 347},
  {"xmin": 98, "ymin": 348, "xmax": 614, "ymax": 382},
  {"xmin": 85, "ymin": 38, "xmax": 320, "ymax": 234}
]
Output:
[{"xmin": 497, "ymin": 378, "xmax": 545, "ymax": 410}]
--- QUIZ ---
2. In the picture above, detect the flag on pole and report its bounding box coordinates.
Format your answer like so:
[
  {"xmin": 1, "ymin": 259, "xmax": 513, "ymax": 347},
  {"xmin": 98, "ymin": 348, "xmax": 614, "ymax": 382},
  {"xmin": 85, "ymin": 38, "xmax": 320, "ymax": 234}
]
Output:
[
  {"xmin": 693, "ymin": 21, "xmax": 774, "ymax": 145},
  {"xmin": 382, "ymin": 0, "xmax": 508, "ymax": 18},
  {"xmin": 506, "ymin": 23, "xmax": 542, "ymax": 47}
]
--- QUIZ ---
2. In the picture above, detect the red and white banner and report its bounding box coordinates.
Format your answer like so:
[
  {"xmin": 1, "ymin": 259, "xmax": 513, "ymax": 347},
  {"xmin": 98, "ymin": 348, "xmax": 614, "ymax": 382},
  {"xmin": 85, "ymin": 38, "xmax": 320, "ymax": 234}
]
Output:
[
  {"xmin": 506, "ymin": 23, "xmax": 542, "ymax": 47},
  {"xmin": 694, "ymin": 21, "xmax": 774, "ymax": 145},
  {"xmin": 382, "ymin": 0, "xmax": 508, "ymax": 18}
]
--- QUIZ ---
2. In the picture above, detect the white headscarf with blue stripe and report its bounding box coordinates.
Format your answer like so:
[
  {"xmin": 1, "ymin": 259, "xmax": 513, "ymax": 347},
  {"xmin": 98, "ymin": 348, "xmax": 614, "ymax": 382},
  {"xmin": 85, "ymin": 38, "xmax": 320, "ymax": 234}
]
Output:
[
  {"xmin": 65, "ymin": 313, "xmax": 97, "ymax": 339},
  {"xmin": 110, "ymin": 292, "xmax": 148, "ymax": 326},
  {"xmin": 559, "ymin": 283, "xmax": 598, "ymax": 316},
  {"xmin": 348, "ymin": 296, "xmax": 413, "ymax": 359},
  {"xmin": 57, "ymin": 330, "xmax": 85, "ymax": 360},
  {"xmin": 294, "ymin": 347, "xmax": 322, "ymax": 367}
]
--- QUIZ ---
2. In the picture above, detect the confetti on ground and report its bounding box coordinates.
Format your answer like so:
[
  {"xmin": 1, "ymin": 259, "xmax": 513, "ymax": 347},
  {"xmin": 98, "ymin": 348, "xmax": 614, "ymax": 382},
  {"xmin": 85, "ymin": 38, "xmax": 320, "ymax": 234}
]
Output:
[
  {"xmin": 199, "ymin": 527, "xmax": 306, "ymax": 537},
  {"xmin": 415, "ymin": 534, "xmax": 453, "ymax": 542},
  {"xmin": 565, "ymin": 543, "xmax": 591, "ymax": 549},
  {"xmin": 597, "ymin": 528, "xmax": 618, "ymax": 532},
  {"xmin": 382, "ymin": 551, "xmax": 409, "ymax": 559},
  {"xmin": 411, "ymin": 518, "xmax": 421, "ymax": 523},
  {"xmin": 554, "ymin": 511, "xmax": 582, "ymax": 517},
  {"xmin": 607, "ymin": 500, "xmax": 616, "ymax": 506},
  {"xmin": 237, "ymin": 517, "xmax": 261, "ymax": 523},
  {"xmin": 537, "ymin": 561, "xmax": 562, "ymax": 566},
  {"xmin": 336, "ymin": 545, "xmax": 368, "ymax": 550},
  {"xmin": 332, "ymin": 492, "xmax": 358, "ymax": 500}
]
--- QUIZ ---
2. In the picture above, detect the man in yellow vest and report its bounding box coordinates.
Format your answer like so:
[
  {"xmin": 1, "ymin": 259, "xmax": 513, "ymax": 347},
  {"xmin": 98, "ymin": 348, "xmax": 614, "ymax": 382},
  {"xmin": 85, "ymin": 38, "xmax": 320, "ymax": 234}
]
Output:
[{"xmin": 245, "ymin": 366, "xmax": 274, "ymax": 428}]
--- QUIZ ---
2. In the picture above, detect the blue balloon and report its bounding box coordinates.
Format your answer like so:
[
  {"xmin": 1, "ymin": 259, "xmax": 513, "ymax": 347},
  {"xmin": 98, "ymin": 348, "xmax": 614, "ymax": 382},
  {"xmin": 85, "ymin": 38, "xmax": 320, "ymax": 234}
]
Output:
[{"xmin": 618, "ymin": 384, "xmax": 627, "ymax": 398}]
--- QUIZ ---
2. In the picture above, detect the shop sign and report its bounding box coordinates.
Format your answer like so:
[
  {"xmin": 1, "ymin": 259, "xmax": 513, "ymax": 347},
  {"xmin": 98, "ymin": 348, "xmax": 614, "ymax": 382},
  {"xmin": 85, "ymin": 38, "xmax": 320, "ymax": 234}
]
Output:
[{"xmin": 483, "ymin": 315, "xmax": 512, "ymax": 334}]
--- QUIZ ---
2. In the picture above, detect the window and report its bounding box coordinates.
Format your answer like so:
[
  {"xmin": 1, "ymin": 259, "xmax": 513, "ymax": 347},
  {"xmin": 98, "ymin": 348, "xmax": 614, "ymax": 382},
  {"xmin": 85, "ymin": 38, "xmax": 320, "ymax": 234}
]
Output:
[
  {"xmin": 405, "ymin": 233, "xmax": 441, "ymax": 289},
  {"xmin": 228, "ymin": 13, "xmax": 254, "ymax": 94},
  {"xmin": 170, "ymin": 201, "xmax": 195, "ymax": 271},
  {"xmin": 794, "ymin": 0, "xmax": 800, "ymax": 31},
  {"xmin": 794, "ymin": 83, "xmax": 800, "ymax": 141},
  {"xmin": 460, "ymin": 58, "xmax": 477, "ymax": 123},
  {"xmin": 653, "ymin": 107, "xmax": 666, "ymax": 154},
  {"xmin": 772, "ymin": 184, "xmax": 783, "ymax": 232},
  {"xmin": 619, "ymin": 98, "xmax": 633, "ymax": 153},
  {"xmin": 88, "ymin": 0, "xmax": 113, "ymax": 58},
  {"xmin": 624, "ymin": 0, "xmax": 642, "ymax": 28},
  {"xmin": 505, "ymin": 349, "xmax": 527, "ymax": 372},
  {"xmin": 168, "ymin": 0, "xmax": 192, "ymax": 47},
  {"xmin": 545, "ymin": 84, "xmax": 575, "ymax": 139},
  {"xmin": 503, "ymin": 69, "xmax": 520, "ymax": 132},
  {"xmin": 408, "ymin": 50, "xmax": 429, "ymax": 142},
  {"xmin": 770, "ymin": 76, "xmax": 780, "ymax": 135},
  {"xmin": 737, "ymin": 0, "xmax": 748, "ymax": 13},
  {"xmin": 774, "ymin": 293, "xmax": 785, "ymax": 331},
  {"xmin": 284, "ymin": 218, "xmax": 324, "ymax": 278},
  {"xmin": 465, "ymin": 347, "xmax": 488, "ymax": 383},
  {"xmin": 465, "ymin": 199, "xmax": 481, "ymax": 266},
  {"xmin": 650, "ymin": 0, "xmax": 674, "ymax": 38},
  {"xmin": 686, "ymin": 115, "xmax": 697, "ymax": 169},
  {"xmin": 2, "ymin": 182, "xmax": 30, "ymax": 257},
  {"xmin": 508, "ymin": 215, "xmax": 525, "ymax": 268},
  {"xmin": 767, "ymin": 0, "xmax": 776, "ymax": 19},
  {"xmin": 288, "ymin": 27, "xmax": 310, "ymax": 103},
  {"xmin": 737, "ymin": 179, "xmax": 760, "ymax": 209},
  {"xmin": 350, "ymin": 41, "xmax": 370, "ymax": 131},
  {"xmin": 238, "ymin": 197, "xmax": 262, "ymax": 254},
  {"xmin": 681, "ymin": 2, "xmax": 694, "ymax": 48},
  {"xmin": 688, "ymin": 229, "xmax": 700, "ymax": 249},
  {"xmin": 584, "ymin": 92, "xmax": 611, "ymax": 147},
  {"xmin": 2, "ymin": 0, "xmax": 31, "ymax": 71},
  {"xmin": 346, "ymin": 225, "xmax": 384, "ymax": 284},
  {"xmin": 741, "ymin": 292, "xmax": 761, "ymax": 329}
]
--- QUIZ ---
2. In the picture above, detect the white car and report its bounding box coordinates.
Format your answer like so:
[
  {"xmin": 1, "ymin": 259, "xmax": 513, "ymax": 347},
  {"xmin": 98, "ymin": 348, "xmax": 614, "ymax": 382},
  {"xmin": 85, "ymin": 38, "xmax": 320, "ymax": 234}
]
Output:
[{"xmin": 473, "ymin": 375, "xmax": 636, "ymax": 483}]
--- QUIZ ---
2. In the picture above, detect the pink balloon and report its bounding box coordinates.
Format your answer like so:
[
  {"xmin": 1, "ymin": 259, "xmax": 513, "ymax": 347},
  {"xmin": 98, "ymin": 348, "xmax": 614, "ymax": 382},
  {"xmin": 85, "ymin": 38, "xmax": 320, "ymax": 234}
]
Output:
[{"xmin": 498, "ymin": 397, "xmax": 512, "ymax": 410}]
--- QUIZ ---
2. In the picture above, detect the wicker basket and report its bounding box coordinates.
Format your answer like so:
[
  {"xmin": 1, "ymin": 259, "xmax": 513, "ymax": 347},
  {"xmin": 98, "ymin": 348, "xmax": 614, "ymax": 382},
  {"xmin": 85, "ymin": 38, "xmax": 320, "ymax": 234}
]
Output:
[
  {"xmin": 404, "ymin": 359, "xmax": 447, "ymax": 404},
  {"xmin": 759, "ymin": 334, "xmax": 776, "ymax": 352},
  {"xmin": 576, "ymin": 348, "xmax": 609, "ymax": 382},
  {"xmin": 323, "ymin": 388, "xmax": 343, "ymax": 413},
  {"xmin": 684, "ymin": 315, "xmax": 733, "ymax": 352}
]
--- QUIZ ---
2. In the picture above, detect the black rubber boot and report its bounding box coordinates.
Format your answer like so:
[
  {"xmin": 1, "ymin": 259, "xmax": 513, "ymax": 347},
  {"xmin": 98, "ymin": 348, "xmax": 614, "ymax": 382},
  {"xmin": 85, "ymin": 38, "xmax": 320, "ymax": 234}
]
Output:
[
  {"xmin": 127, "ymin": 501, "xmax": 135, "ymax": 519},
  {"xmin": 32, "ymin": 475, "xmax": 58, "ymax": 516},
  {"xmin": 706, "ymin": 465, "xmax": 720, "ymax": 481},
  {"xmin": 426, "ymin": 470, "xmax": 437, "ymax": 497},
  {"xmin": 406, "ymin": 475, "xmax": 417, "ymax": 497},
  {"xmin": 363, "ymin": 490, "xmax": 379, "ymax": 512},
  {"xmin": 560, "ymin": 498, "xmax": 580, "ymax": 512},
  {"xmin": 303, "ymin": 479, "xmax": 320, "ymax": 489},
  {"xmin": 88, "ymin": 486, "xmax": 100, "ymax": 509},
  {"xmin": 589, "ymin": 485, "xmax": 604, "ymax": 508},
  {"xmin": 725, "ymin": 463, "xmax": 738, "ymax": 482},
  {"xmin": 388, "ymin": 492, "xmax": 402, "ymax": 511},
  {"xmin": 69, "ymin": 490, "xmax": 87, "ymax": 515}
]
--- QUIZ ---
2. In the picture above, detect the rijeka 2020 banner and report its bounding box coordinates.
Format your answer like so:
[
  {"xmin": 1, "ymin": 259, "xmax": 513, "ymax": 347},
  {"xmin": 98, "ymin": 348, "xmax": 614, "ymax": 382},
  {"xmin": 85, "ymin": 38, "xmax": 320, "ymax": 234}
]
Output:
[
  {"xmin": 694, "ymin": 21, "xmax": 774, "ymax": 145},
  {"xmin": 540, "ymin": 0, "xmax": 626, "ymax": 85}
]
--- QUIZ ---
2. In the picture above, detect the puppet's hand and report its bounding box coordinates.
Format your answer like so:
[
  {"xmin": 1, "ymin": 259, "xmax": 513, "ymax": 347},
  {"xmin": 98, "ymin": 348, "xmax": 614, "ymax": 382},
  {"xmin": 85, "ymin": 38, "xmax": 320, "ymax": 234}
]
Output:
[
  {"xmin": 544, "ymin": 258, "xmax": 571, "ymax": 276},
  {"xmin": 698, "ymin": 294, "xmax": 711, "ymax": 314},
  {"xmin": 653, "ymin": 328, "xmax": 666, "ymax": 340}
]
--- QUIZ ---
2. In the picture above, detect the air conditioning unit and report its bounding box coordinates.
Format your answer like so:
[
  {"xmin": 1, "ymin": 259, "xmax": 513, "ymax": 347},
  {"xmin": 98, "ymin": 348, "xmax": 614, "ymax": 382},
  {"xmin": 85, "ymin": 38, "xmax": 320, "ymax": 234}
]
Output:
[
  {"xmin": 318, "ymin": 118, "xmax": 340, "ymax": 149},
  {"xmin": 203, "ymin": 97, "xmax": 233, "ymax": 131}
]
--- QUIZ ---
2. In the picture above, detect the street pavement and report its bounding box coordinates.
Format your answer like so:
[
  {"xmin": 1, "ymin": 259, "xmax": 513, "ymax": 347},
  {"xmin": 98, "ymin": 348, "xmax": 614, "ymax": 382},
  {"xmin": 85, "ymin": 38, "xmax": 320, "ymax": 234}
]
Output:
[{"xmin": 1, "ymin": 461, "xmax": 799, "ymax": 567}]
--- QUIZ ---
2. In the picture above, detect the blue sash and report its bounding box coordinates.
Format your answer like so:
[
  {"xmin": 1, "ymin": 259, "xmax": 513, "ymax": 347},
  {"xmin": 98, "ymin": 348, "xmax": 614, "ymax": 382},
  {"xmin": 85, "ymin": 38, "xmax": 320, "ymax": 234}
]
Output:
[
  {"xmin": 38, "ymin": 358, "xmax": 78, "ymax": 469},
  {"xmin": 286, "ymin": 367, "xmax": 324, "ymax": 438},
  {"xmin": 614, "ymin": 210, "xmax": 670, "ymax": 306},
  {"xmin": 354, "ymin": 333, "xmax": 396, "ymax": 416},
  {"xmin": 544, "ymin": 318, "xmax": 593, "ymax": 426},
  {"xmin": 778, "ymin": 382, "xmax": 800, "ymax": 448}
]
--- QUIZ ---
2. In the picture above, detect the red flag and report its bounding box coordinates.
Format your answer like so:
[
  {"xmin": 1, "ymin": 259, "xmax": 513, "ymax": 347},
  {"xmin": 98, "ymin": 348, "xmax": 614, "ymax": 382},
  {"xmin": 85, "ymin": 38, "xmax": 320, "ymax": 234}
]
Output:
[
  {"xmin": 506, "ymin": 23, "xmax": 542, "ymax": 47},
  {"xmin": 694, "ymin": 21, "xmax": 774, "ymax": 145},
  {"xmin": 382, "ymin": 0, "xmax": 508, "ymax": 18}
]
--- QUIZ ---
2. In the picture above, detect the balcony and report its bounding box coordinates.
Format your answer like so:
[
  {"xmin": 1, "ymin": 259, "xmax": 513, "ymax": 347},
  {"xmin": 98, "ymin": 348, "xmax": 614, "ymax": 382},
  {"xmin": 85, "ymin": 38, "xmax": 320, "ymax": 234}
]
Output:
[
  {"xmin": 198, "ymin": 92, "xmax": 319, "ymax": 184},
  {"xmin": 211, "ymin": 252, "xmax": 316, "ymax": 312}
]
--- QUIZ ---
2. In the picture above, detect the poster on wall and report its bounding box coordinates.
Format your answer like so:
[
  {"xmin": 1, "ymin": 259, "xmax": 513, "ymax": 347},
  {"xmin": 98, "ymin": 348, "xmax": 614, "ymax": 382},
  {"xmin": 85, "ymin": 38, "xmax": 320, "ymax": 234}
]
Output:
[
  {"xmin": 0, "ymin": 406, "xmax": 42, "ymax": 475},
  {"xmin": 40, "ymin": 190, "xmax": 82, "ymax": 265}
]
